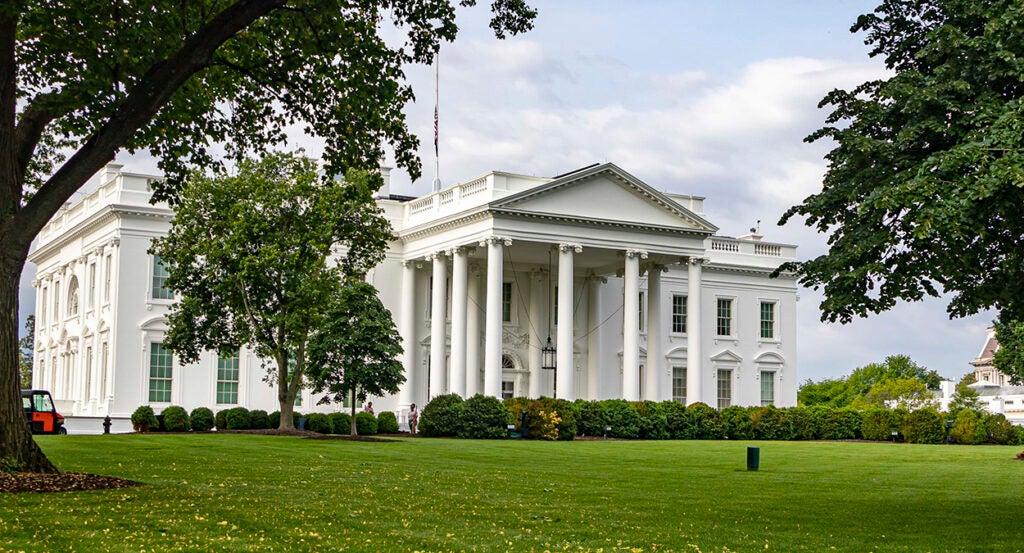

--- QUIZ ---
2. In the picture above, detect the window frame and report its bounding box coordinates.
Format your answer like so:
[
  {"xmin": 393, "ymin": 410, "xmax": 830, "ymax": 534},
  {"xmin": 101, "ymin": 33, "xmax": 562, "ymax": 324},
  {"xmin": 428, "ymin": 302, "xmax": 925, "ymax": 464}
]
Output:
[
  {"xmin": 671, "ymin": 294, "xmax": 687, "ymax": 334},
  {"xmin": 151, "ymin": 255, "xmax": 174, "ymax": 301},
  {"xmin": 216, "ymin": 351, "xmax": 241, "ymax": 405},
  {"xmin": 716, "ymin": 297, "xmax": 734, "ymax": 338},
  {"xmin": 672, "ymin": 365, "xmax": 687, "ymax": 404},
  {"xmin": 716, "ymin": 368, "xmax": 732, "ymax": 409},
  {"xmin": 760, "ymin": 370, "xmax": 775, "ymax": 407},
  {"xmin": 758, "ymin": 299, "xmax": 779, "ymax": 341},
  {"xmin": 148, "ymin": 342, "xmax": 173, "ymax": 403}
]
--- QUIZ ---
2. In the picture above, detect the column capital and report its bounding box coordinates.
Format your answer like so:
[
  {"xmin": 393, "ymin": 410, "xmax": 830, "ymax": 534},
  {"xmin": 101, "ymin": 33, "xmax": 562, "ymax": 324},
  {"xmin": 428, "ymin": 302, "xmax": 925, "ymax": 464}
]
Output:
[
  {"xmin": 107, "ymin": 237, "xmax": 120, "ymax": 248},
  {"xmin": 31, "ymin": 279, "xmax": 40, "ymax": 288},
  {"xmin": 625, "ymin": 249, "xmax": 648, "ymax": 260},
  {"xmin": 558, "ymin": 242, "xmax": 582, "ymax": 254},
  {"xmin": 647, "ymin": 262, "xmax": 668, "ymax": 273},
  {"xmin": 687, "ymin": 256, "xmax": 707, "ymax": 266},
  {"xmin": 426, "ymin": 251, "xmax": 448, "ymax": 262},
  {"xmin": 480, "ymin": 236, "xmax": 512, "ymax": 248},
  {"xmin": 585, "ymin": 274, "xmax": 608, "ymax": 284}
]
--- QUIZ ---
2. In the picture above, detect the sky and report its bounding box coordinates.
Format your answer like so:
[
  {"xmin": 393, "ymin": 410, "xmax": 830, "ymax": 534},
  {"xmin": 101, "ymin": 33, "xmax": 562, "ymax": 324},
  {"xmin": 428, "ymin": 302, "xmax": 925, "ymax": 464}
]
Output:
[{"xmin": 20, "ymin": 1, "xmax": 994, "ymax": 383}]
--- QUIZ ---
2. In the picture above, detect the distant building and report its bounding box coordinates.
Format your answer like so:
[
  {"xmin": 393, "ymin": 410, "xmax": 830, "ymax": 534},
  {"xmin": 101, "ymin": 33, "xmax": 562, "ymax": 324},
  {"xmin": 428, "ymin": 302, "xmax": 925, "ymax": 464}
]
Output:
[
  {"xmin": 939, "ymin": 328, "xmax": 1024, "ymax": 425},
  {"xmin": 28, "ymin": 162, "xmax": 799, "ymax": 428}
]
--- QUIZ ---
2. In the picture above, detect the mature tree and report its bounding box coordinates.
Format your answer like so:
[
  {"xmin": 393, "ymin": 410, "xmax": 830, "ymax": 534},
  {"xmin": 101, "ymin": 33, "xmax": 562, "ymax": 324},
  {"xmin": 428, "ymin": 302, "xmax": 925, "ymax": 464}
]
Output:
[
  {"xmin": 1, "ymin": 0, "xmax": 535, "ymax": 472},
  {"xmin": 948, "ymin": 371, "xmax": 982, "ymax": 412},
  {"xmin": 799, "ymin": 354, "xmax": 938, "ymax": 408},
  {"xmin": 780, "ymin": 1, "xmax": 1024, "ymax": 375},
  {"xmin": 17, "ymin": 315, "xmax": 33, "ymax": 389},
  {"xmin": 993, "ymin": 320, "xmax": 1024, "ymax": 384},
  {"xmin": 306, "ymin": 280, "xmax": 404, "ymax": 436},
  {"xmin": 151, "ymin": 153, "xmax": 392, "ymax": 429},
  {"xmin": 852, "ymin": 377, "xmax": 936, "ymax": 410}
]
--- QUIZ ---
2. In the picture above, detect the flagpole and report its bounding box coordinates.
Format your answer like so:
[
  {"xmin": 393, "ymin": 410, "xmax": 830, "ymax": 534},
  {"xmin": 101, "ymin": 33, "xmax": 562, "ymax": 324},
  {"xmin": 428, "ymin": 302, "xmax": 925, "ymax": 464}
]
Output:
[{"xmin": 432, "ymin": 49, "xmax": 441, "ymax": 192}]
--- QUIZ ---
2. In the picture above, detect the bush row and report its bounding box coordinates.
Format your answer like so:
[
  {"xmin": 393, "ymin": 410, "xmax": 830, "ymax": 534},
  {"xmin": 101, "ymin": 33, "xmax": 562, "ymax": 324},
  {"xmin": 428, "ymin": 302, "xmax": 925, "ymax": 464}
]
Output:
[
  {"xmin": 415, "ymin": 396, "xmax": 1024, "ymax": 445},
  {"xmin": 130, "ymin": 405, "xmax": 400, "ymax": 436}
]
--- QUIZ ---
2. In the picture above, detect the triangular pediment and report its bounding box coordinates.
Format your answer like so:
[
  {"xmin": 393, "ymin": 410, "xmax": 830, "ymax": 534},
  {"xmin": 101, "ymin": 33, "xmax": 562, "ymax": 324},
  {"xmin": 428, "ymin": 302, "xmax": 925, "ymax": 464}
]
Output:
[
  {"xmin": 492, "ymin": 163, "xmax": 717, "ymax": 233},
  {"xmin": 710, "ymin": 349, "xmax": 742, "ymax": 364}
]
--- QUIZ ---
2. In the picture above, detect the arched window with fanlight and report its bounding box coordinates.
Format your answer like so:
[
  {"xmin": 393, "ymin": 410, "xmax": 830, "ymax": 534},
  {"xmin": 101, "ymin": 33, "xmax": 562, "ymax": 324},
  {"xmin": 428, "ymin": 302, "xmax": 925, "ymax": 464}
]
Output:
[
  {"xmin": 501, "ymin": 354, "xmax": 516, "ymax": 399},
  {"xmin": 67, "ymin": 276, "xmax": 80, "ymax": 316}
]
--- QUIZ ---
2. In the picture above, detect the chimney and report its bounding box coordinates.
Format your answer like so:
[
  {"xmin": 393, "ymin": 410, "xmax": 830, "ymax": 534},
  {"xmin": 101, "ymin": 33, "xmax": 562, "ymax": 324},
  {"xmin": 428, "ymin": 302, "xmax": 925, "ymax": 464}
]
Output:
[{"xmin": 375, "ymin": 165, "xmax": 392, "ymax": 199}]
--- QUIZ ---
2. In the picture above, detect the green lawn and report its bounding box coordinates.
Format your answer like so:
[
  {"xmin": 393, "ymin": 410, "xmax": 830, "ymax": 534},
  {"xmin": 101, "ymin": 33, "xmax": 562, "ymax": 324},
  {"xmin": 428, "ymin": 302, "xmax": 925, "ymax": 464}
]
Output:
[{"xmin": 1, "ymin": 435, "xmax": 1021, "ymax": 553}]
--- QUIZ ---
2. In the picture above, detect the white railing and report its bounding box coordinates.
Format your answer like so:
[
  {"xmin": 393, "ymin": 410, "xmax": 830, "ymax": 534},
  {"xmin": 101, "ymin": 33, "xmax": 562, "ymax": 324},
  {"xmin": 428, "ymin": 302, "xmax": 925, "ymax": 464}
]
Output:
[
  {"xmin": 711, "ymin": 239, "xmax": 740, "ymax": 252},
  {"xmin": 754, "ymin": 244, "xmax": 781, "ymax": 256},
  {"xmin": 409, "ymin": 197, "xmax": 434, "ymax": 214},
  {"xmin": 439, "ymin": 189, "xmax": 455, "ymax": 205},
  {"xmin": 461, "ymin": 176, "xmax": 488, "ymax": 197}
]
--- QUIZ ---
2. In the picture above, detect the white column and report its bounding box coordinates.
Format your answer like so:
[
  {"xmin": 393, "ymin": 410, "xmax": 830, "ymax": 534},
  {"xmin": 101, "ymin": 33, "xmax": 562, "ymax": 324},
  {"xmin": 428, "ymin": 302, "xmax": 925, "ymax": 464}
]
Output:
[
  {"xmin": 528, "ymin": 270, "xmax": 544, "ymax": 399},
  {"xmin": 429, "ymin": 252, "xmax": 448, "ymax": 398},
  {"xmin": 622, "ymin": 249, "xmax": 645, "ymax": 401},
  {"xmin": 586, "ymin": 275, "xmax": 604, "ymax": 400},
  {"xmin": 466, "ymin": 265, "xmax": 482, "ymax": 397},
  {"xmin": 483, "ymin": 237, "xmax": 510, "ymax": 397},
  {"xmin": 557, "ymin": 243, "xmax": 580, "ymax": 400},
  {"xmin": 449, "ymin": 247, "xmax": 468, "ymax": 398},
  {"xmin": 646, "ymin": 264, "xmax": 663, "ymax": 401},
  {"xmin": 687, "ymin": 257, "xmax": 704, "ymax": 405},
  {"xmin": 398, "ymin": 261, "xmax": 418, "ymax": 409}
]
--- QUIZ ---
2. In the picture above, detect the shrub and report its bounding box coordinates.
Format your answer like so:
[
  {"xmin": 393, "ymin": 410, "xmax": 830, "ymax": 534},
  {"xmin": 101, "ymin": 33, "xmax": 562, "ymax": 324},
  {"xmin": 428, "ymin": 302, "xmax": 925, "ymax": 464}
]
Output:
[
  {"xmin": 268, "ymin": 411, "xmax": 281, "ymax": 428},
  {"xmin": 215, "ymin": 409, "xmax": 229, "ymax": 431},
  {"xmin": 225, "ymin": 407, "xmax": 252, "ymax": 430},
  {"xmin": 190, "ymin": 407, "xmax": 215, "ymax": 431},
  {"xmin": 161, "ymin": 406, "xmax": 190, "ymax": 432},
  {"xmin": 752, "ymin": 406, "xmax": 794, "ymax": 440},
  {"xmin": 307, "ymin": 413, "xmax": 332, "ymax": 434},
  {"xmin": 329, "ymin": 412, "xmax": 352, "ymax": 435},
  {"xmin": 292, "ymin": 412, "xmax": 305, "ymax": 428},
  {"xmin": 552, "ymin": 398, "xmax": 578, "ymax": 440},
  {"xmin": 983, "ymin": 413, "xmax": 1017, "ymax": 445},
  {"xmin": 131, "ymin": 405, "xmax": 159, "ymax": 433},
  {"xmin": 378, "ymin": 411, "xmax": 400, "ymax": 434},
  {"xmin": 861, "ymin": 408, "xmax": 901, "ymax": 441},
  {"xmin": 687, "ymin": 403, "xmax": 725, "ymax": 439},
  {"xmin": 460, "ymin": 395, "xmax": 510, "ymax": 439},
  {"xmin": 902, "ymin": 408, "xmax": 945, "ymax": 444},
  {"xmin": 721, "ymin": 406, "xmax": 754, "ymax": 440},
  {"xmin": 248, "ymin": 409, "xmax": 270, "ymax": 430},
  {"xmin": 504, "ymin": 397, "xmax": 531, "ymax": 431},
  {"xmin": 576, "ymin": 400, "xmax": 611, "ymax": 438},
  {"xmin": 356, "ymin": 411, "xmax": 378, "ymax": 435},
  {"xmin": 663, "ymin": 401, "xmax": 694, "ymax": 439},
  {"xmin": 788, "ymin": 407, "xmax": 822, "ymax": 441},
  {"xmin": 521, "ymin": 397, "xmax": 575, "ymax": 440},
  {"xmin": 635, "ymin": 401, "xmax": 669, "ymax": 440},
  {"xmin": 420, "ymin": 394, "xmax": 465, "ymax": 437},
  {"xmin": 600, "ymin": 399, "xmax": 641, "ymax": 439},
  {"xmin": 819, "ymin": 408, "xmax": 861, "ymax": 440},
  {"xmin": 950, "ymin": 409, "xmax": 987, "ymax": 445}
]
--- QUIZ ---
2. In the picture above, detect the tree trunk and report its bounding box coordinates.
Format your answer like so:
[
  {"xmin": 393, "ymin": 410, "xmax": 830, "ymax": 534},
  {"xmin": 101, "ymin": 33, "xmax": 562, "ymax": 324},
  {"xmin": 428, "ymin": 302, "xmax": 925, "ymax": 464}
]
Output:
[
  {"xmin": 350, "ymin": 388, "xmax": 357, "ymax": 436},
  {"xmin": 0, "ymin": 248, "xmax": 57, "ymax": 473},
  {"xmin": 277, "ymin": 354, "xmax": 295, "ymax": 430}
]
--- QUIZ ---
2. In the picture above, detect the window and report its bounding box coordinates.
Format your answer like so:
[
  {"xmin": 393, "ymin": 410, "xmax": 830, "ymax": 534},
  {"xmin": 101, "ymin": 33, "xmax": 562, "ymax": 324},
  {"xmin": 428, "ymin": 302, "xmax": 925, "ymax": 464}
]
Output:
[
  {"xmin": 67, "ymin": 277, "xmax": 79, "ymax": 316},
  {"xmin": 638, "ymin": 291, "xmax": 645, "ymax": 332},
  {"xmin": 502, "ymin": 282, "xmax": 512, "ymax": 322},
  {"xmin": 671, "ymin": 295, "xmax": 687, "ymax": 333},
  {"xmin": 88, "ymin": 263, "xmax": 96, "ymax": 309},
  {"xmin": 151, "ymin": 255, "xmax": 173, "ymax": 300},
  {"xmin": 148, "ymin": 343, "xmax": 173, "ymax": 402},
  {"xmin": 672, "ymin": 366, "xmax": 687, "ymax": 403},
  {"xmin": 104, "ymin": 254, "xmax": 112, "ymax": 301},
  {"xmin": 717, "ymin": 369, "xmax": 731, "ymax": 409},
  {"xmin": 716, "ymin": 298, "xmax": 732, "ymax": 336},
  {"xmin": 761, "ymin": 371, "xmax": 775, "ymax": 406},
  {"xmin": 217, "ymin": 352, "xmax": 240, "ymax": 404},
  {"xmin": 760, "ymin": 301, "xmax": 776, "ymax": 339},
  {"xmin": 501, "ymin": 380, "xmax": 515, "ymax": 400}
]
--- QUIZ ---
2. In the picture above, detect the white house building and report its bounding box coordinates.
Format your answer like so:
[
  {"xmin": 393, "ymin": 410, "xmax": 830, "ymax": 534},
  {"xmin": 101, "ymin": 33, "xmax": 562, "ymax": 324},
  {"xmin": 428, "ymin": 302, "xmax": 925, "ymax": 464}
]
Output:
[{"xmin": 28, "ymin": 162, "xmax": 799, "ymax": 427}]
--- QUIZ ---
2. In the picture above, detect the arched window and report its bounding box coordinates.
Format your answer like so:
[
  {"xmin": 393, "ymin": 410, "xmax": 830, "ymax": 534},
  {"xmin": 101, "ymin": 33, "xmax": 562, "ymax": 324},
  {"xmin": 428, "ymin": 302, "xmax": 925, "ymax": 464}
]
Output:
[
  {"xmin": 501, "ymin": 355, "xmax": 515, "ymax": 370},
  {"xmin": 67, "ymin": 277, "xmax": 80, "ymax": 316}
]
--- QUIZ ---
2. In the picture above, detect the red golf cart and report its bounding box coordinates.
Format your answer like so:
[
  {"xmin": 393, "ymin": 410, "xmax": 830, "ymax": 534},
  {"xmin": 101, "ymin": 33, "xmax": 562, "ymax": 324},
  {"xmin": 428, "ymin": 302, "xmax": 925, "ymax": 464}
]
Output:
[{"xmin": 21, "ymin": 389, "xmax": 67, "ymax": 435}]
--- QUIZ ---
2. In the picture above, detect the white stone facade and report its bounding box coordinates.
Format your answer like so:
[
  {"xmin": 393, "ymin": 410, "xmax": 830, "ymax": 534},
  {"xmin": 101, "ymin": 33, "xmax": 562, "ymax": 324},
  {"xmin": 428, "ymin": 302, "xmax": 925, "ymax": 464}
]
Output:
[{"xmin": 28, "ymin": 162, "xmax": 798, "ymax": 423}]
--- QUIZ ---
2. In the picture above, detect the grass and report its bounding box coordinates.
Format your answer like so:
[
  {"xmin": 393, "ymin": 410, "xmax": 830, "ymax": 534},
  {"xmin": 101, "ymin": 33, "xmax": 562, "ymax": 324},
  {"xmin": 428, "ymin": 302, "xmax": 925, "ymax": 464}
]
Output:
[{"xmin": 1, "ymin": 435, "xmax": 1022, "ymax": 553}]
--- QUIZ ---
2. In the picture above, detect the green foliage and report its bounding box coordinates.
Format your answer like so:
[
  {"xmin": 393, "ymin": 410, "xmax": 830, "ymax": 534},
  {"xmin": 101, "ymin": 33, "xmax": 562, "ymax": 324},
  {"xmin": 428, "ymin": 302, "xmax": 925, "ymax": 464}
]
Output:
[
  {"xmin": 161, "ymin": 406, "xmax": 190, "ymax": 432},
  {"xmin": 224, "ymin": 407, "xmax": 251, "ymax": 430},
  {"xmin": 459, "ymin": 395, "xmax": 510, "ymax": 439},
  {"xmin": 852, "ymin": 378, "xmax": 936, "ymax": 411},
  {"xmin": 215, "ymin": 409, "xmax": 228, "ymax": 431},
  {"xmin": 18, "ymin": 316, "xmax": 34, "ymax": 389},
  {"xmin": 687, "ymin": 403, "xmax": 726, "ymax": 440},
  {"xmin": 189, "ymin": 407, "xmax": 215, "ymax": 432},
  {"xmin": 663, "ymin": 401, "xmax": 694, "ymax": 440},
  {"xmin": 752, "ymin": 406, "xmax": 794, "ymax": 441},
  {"xmin": 151, "ymin": 154, "xmax": 394, "ymax": 423},
  {"xmin": 982, "ymin": 413, "xmax": 1018, "ymax": 445},
  {"xmin": 901, "ymin": 408, "xmax": 945, "ymax": 445},
  {"xmin": 819, "ymin": 408, "xmax": 862, "ymax": 440},
  {"xmin": 268, "ymin": 411, "xmax": 281, "ymax": 429},
  {"xmin": 248, "ymin": 410, "xmax": 271, "ymax": 430},
  {"xmin": 597, "ymin": 400, "xmax": 641, "ymax": 439},
  {"xmin": 948, "ymin": 372, "xmax": 982, "ymax": 414},
  {"xmin": 787, "ymin": 407, "xmax": 822, "ymax": 441},
  {"xmin": 377, "ymin": 411, "xmax": 399, "ymax": 434},
  {"xmin": 950, "ymin": 409, "xmax": 988, "ymax": 445},
  {"xmin": 721, "ymin": 406, "xmax": 755, "ymax": 440},
  {"xmin": 306, "ymin": 280, "xmax": 406, "ymax": 410},
  {"xmin": 861, "ymin": 408, "xmax": 903, "ymax": 441},
  {"xmin": 419, "ymin": 394, "xmax": 465, "ymax": 437},
  {"xmin": 575, "ymin": 400, "xmax": 611, "ymax": 438},
  {"xmin": 634, "ymin": 401, "xmax": 669, "ymax": 440},
  {"xmin": 504, "ymin": 397, "xmax": 531, "ymax": 431},
  {"xmin": 800, "ymin": 356, "xmax": 938, "ymax": 408},
  {"xmin": 993, "ymin": 320, "xmax": 1024, "ymax": 384},
  {"xmin": 355, "ymin": 412, "xmax": 378, "ymax": 436},
  {"xmin": 307, "ymin": 413, "xmax": 333, "ymax": 434},
  {"xmin": 329, "ymin": 412, "xmax": 352, "ymax": 435},
  {"xmin": 524, "ymin": 398, "xmax": 576, "ymax": 441},
  {"xmin": 780, "ymin": 0, "xmax": 1024, "ymax": 364},
  {"xmin": 131, "ymin": 406, "xmax": 159, "ymax": 433}
]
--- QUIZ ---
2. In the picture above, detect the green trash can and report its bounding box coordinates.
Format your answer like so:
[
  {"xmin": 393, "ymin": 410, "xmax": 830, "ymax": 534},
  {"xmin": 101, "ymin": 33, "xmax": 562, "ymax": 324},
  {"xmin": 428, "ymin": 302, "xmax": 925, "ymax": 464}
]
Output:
[{"xmin": 747, "ymin": 446, "xmax": 760, "ymax": 471}]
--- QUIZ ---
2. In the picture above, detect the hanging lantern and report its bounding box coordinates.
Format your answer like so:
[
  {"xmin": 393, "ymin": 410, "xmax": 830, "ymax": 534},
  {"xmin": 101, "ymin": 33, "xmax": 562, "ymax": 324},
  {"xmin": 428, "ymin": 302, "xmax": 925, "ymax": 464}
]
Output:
[{"xmin": 541, "ymin": 336, "xmax": 557, "ymax": 371}]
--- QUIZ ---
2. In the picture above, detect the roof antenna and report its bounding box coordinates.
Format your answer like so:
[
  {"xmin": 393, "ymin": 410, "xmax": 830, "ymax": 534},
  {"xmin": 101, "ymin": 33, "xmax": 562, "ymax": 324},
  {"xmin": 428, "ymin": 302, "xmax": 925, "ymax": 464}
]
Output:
[{"xmin": 432, "ymin": 49, "xmax": 442, "ymax": 193}]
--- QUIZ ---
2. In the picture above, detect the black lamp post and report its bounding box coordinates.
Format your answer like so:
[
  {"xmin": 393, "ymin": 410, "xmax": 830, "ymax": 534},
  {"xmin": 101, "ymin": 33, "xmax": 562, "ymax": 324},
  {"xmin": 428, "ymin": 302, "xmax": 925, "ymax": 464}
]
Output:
[{"xmin": 541, "ymin": 336, "xmax": 556, "ymax": 397}]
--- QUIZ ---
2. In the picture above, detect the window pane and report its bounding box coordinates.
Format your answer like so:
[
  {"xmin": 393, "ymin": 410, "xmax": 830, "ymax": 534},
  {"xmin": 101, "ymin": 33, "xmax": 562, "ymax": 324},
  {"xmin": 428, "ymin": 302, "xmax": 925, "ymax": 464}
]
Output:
[
  {"xmin": 760, "ymin": 302, "xmax": 775, "ymax": 339},
  {"xmin": 716, "ymin": 299, "xmax": 732, "ymax": 336},
  {"xmin": 217, "ymin": 352, "xmax": 240, "ymax": 404},
  {"xmin": 672, "ymin": 295, "xmax": 687, "ymax": 333},
  {"xmin": 638, "ymin": 291, "xmax": 645, "ymax": 331},
  {"xmin": 149, "ymin": 343, "xmax": 172, "ymax": 402},
  {"xmin": 717, "ymin": 369, "xmax": 731, "ymax": 409},
  {"xmin": 761, "ymin": 371, "xmax": 775, "ymax": 406},
  {"xmin": 502, "ymin": 282, "xmax": 512, "ymax": 322},
  {"xmin": 152, "ymin": 256, "xmax": 173, "ymax": 300},
  {"xmin": 672, "ymin": 366, "xmax": 687, "ymax": 403}
]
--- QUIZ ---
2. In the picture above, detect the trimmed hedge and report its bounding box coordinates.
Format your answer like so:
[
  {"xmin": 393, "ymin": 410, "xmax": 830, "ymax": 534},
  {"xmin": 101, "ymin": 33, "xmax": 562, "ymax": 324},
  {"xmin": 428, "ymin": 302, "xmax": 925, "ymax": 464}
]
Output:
[
  {"xmin": 420, "ymin": 394, "xmax": 465, "ymax": 437},
  {"xmin": 377, "ymin": 411, "xmax": 399, "ymax": 434},
  {"xmin": 249, "ymin": 409, "xmax": 271, "ymax": 430},
  {"xmin": 460, "ymin": 395, "xmax": 509, "ymax": 439},
  {"xmin": 131, "ymin": 405, "xmax": 159, "ymax": 433},
  {"xmin": 307, "ymin": 413, "xmax": 332, "ymax": 434},
  {"xmin": 161, "ymin": 406, "xmax": 190, "ymax": 432},
  {"xmin": 224, "ymin": 407, "xmax": 252, "ymax": 430},
  {"xmin": 902, "ymin": 408, "xmax": 945, "ymax": 444},
  {"xmin": 329, "ymin": 412, "xmax": 352, "ymax": 435},
  {"xmin": 190, "ymin": 407, "xmax": 215, "ymax": 432},
  {"xmin": 356, "ymin": 412, "xmax": 378, "ymax": 435}
]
